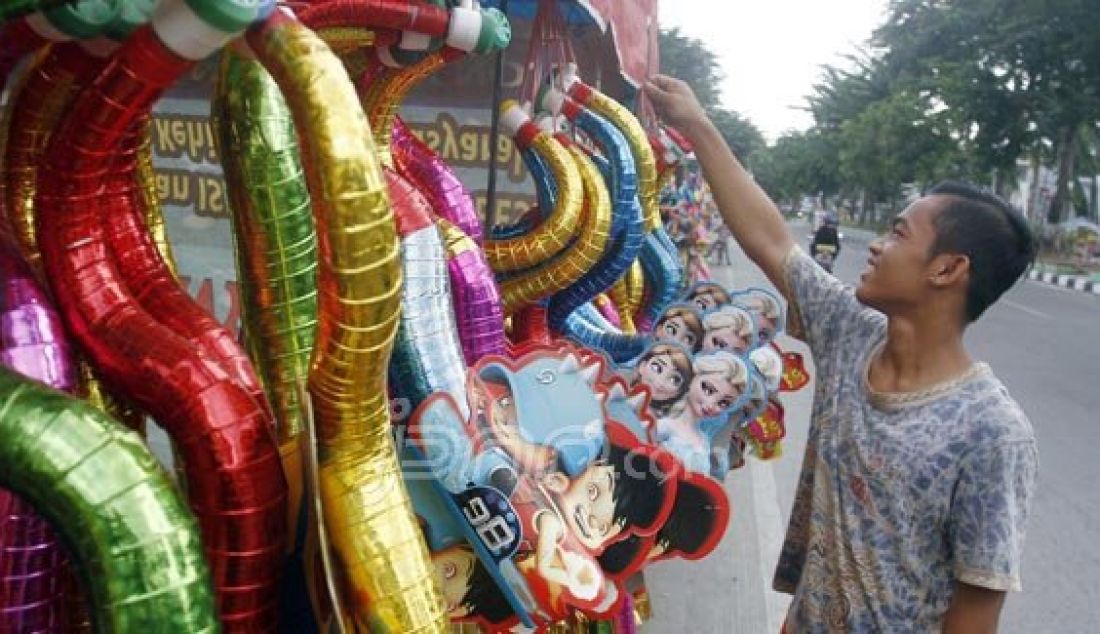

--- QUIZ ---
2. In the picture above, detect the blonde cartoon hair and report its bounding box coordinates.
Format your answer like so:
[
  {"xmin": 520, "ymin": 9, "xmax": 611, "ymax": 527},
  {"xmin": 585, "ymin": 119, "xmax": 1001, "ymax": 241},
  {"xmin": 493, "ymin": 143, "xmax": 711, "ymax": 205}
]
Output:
[
  {"xmin": 737, "ymin": 292, "xmax": 781, "ymax": 320},
  {"xmin": 693, "ymin": 351, "xmax": 749, "ymax": 388},
  {"xmin": 702, "ymin": 305, "xmax": 755, "ymax": 340},
  {"xmin": 749, "ymin": 347, "xmax": 783, "ymax": 393}
]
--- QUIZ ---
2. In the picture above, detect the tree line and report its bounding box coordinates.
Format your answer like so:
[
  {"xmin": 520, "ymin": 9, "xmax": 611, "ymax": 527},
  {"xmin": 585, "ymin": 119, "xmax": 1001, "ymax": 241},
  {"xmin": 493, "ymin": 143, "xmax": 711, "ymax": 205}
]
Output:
[{"xmin": 661, "ymin": 0, "xmax": 1100, "ymax": 226}]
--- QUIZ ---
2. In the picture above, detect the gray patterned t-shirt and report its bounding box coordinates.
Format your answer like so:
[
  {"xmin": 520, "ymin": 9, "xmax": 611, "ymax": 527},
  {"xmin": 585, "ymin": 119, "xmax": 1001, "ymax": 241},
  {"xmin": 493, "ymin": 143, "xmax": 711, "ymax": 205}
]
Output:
[{"xmin": 774, "ymin": 247, "xmax": 1037, "ymax": 632}]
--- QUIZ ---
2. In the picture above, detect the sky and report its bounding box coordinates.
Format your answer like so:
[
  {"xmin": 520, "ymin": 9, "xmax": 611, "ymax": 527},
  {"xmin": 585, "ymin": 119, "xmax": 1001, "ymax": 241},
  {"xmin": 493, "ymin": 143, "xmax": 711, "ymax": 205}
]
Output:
[{"xmin": 658, "ymin": 0, "xmax": 889, "ymax": 143}]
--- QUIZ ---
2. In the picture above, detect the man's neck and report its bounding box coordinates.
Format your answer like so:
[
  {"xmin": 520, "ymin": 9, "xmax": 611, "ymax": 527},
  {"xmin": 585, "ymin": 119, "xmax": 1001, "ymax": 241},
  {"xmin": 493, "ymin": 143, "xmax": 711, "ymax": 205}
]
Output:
[{"xmin": 869, "ymin": 313, "xmax": 973, "ymax": 394}]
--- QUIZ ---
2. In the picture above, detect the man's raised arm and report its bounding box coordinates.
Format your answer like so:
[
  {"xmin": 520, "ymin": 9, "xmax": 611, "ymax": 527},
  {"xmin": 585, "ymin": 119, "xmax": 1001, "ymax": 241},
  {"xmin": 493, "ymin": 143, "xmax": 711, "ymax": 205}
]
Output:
[{"xmin": 645, "ymin": 75, "xmax": 795, "ymax": 291}]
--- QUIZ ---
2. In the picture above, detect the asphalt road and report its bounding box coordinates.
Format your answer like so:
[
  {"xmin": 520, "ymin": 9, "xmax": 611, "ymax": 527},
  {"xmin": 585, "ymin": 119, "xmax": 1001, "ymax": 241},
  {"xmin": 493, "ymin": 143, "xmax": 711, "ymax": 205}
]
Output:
[{"xmin": 644, "ymin": 222, "xmax": 1100, "ymax": 633}]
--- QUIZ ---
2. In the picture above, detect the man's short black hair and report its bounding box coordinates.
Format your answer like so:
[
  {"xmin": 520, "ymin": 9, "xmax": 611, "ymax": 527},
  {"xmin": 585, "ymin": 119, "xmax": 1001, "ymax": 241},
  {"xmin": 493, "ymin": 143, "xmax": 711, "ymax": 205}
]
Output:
[
  {"xmin": 927, "ymin": 180, "xmax": 1037, "ymax": 322},
  {"xmin": 606, "ymin": 443, "xmax": 670, "ymax": 533},
  {"xmin": 462, "ymin": 557, "xmax": 514, "ymax": 623}
]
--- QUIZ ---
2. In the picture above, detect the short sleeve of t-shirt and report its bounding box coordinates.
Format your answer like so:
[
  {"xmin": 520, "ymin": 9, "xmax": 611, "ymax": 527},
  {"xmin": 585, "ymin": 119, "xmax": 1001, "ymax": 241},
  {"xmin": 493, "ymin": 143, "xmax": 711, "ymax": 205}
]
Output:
[
  {"xmin": 948, "ymin": 439, "xmax": 1038, "ymax": 591},
  {"xmin": 782, "ymin": 246, "xmax": 882, "ymax": 364}
]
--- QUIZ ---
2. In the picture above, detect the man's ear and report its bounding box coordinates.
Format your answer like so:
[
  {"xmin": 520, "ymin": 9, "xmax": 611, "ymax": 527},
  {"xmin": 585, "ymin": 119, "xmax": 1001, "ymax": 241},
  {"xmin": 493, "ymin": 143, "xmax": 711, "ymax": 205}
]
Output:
[
  {"xmin": 928, "ymin": 253, "xmax": 969, "ymax": 288},
  {"xmin": 542, "ymin": 471, "xmax": 569, "ymax": 493}
]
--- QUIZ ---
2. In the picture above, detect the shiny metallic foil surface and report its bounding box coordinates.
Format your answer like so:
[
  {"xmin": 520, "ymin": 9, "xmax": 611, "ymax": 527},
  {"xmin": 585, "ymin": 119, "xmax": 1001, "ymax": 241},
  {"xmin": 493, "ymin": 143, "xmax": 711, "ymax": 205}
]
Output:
[
  {"xmin": 1, "ymin": 42, "xmax": 144, "ymax": 434},
  {"xmin": 548, "ymin": 104, "xmax": 643, "ymax": 331},
  {"xmin": 570, "ymin": 81, "xmax": 660, "ymax": 232},
  {"xmin": 484, "ymin": 128, "xmax": 583, "ymax": 272},
  {"xmin": 0, "ymin": 239, "xmax": 77, "ymax": 631},
  {"xmin": 4, "ymin": 43, "xmax": 100, "ymax": 276},
  {"xmin": 214, "ymin": 48, "xmax": 320, "ymax": 547},
  {"xmin": 437, "ymin": 218, "xmax": 507, "ymax": 364},
  {"xmin": 360, "ymin": 49, "xmax": 453, "ymax": 169},
  {"xmin": 609, "ymin": 260, "xmax": 644, "ymax": 334},
  {"xmin": 0, "ymin": 366, "xmax": 218, "ymax": 631},
  {"xmin": 393, "ymin": 117, "xmax": 485, "ymax": 247},
  {"xmin": 570, "ymin": 81, "xmax": 683, "ymax": 327},
  {"xmin": 388, "ymin": 170, "xmax": 469, "ymax": 419},
  {"xmin": 248, "ymin": 12, "xmax": 446, "ymax": 632},
  {"xmin": 563, "ymin": 302, "xmax": 650, "ymax": 363},
  {"xmin": 35, "ymin": 25, "xmax": 286, "ymax": 630},
  {"xmin": 500, "ymin": 141, "xmax": 611, "ymax": 313},
  {"xmin": 135, "ymin": 117, "xmax": 178, "ymax": 277}
]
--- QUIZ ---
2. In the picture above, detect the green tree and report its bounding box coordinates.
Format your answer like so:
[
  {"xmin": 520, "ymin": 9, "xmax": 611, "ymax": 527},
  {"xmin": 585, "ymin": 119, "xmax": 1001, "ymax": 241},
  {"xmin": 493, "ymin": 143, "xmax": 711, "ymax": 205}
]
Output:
[
  {"xmin": 658, "ymin": 28, "xmax": 764, "ymax": 164},
  {"xmin": 876, "ymin": 0, "xmax": 1100, "ymax": 221},
  {"xmin": 658, "ymin": 27, "xmax": 722, "ymax": 110},
  {"xmin": 753, "ymin": 130, "xmax": 841, "ymax": 207},
  {"xmin": 837, "ymin": 88, "xmax": 958, "ymax": 221},
  {"xmin": 709, "ymin": 108, "xmax": 765, "ymax": 164}
]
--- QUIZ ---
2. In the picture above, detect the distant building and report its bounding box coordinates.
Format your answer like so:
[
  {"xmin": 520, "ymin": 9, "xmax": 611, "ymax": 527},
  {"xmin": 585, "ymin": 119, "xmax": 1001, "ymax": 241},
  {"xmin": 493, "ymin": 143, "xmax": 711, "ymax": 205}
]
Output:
[{"xmin": 1009, "ymin": 162, "xmax": 1099, "ymax": 225}]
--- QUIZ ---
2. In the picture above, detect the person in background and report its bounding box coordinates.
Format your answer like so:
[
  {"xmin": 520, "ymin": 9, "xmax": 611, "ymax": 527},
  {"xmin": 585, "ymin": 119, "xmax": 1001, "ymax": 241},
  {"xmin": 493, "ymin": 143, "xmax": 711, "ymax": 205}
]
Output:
[
  {"xmin": 646, "ymin": 74, "xmax": 1038, "ymax": 633},
  {"xmin": 685, "ymin": 210, "xmax": 713, "ymax": 282},
  {"xmin": 706, "ymin": 208, "xmax": 733, "ymax": 265},
  {"xmin": 809, "ymin": 214, "xmax": 841, "ymax": 272}
]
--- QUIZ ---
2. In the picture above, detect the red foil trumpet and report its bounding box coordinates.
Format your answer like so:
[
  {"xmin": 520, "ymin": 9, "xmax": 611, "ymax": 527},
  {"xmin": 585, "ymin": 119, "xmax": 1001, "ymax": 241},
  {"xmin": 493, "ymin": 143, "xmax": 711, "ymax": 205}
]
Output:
[{"xmin": 35, "ymin": 5, "xmax": 286, "ymax": 630}]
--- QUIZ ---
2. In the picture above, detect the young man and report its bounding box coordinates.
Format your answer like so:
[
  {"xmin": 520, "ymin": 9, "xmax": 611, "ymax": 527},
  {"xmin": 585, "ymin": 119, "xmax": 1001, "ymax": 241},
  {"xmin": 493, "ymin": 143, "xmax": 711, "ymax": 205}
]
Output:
[{"xmin": 646, "ymin": 75, "xmax": 1038, "ymax": 632}]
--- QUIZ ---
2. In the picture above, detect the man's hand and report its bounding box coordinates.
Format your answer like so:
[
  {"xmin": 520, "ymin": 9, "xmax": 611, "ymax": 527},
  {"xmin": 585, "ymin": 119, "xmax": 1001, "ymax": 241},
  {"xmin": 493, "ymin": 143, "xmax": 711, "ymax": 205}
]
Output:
[
  {"xmin": 644, "ymin": 75, "xmax": 711, "ymax": 137},
  {"xmin": 642, "ymin": 74, "xmax": 795, "ymax": 290}
]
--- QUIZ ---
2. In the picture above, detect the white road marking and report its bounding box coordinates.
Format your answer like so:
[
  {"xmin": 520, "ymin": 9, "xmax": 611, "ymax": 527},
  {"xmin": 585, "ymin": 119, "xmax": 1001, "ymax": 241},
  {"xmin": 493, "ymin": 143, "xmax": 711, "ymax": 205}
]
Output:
[{"xmin": 1003, "ymin": 299, "xmax": 1052, "ymax": 319}]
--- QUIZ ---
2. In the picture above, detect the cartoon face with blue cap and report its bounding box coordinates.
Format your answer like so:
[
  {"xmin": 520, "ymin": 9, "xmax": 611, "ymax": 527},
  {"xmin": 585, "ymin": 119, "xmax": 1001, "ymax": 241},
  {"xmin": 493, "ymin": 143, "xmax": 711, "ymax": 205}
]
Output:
[
  {"xmin": 474, "ymin": 354, "xmax": 607, "ymax": 479},
  {"xmin": 474, "ymin": 376, "xmax": 557, "ymax": 476}
]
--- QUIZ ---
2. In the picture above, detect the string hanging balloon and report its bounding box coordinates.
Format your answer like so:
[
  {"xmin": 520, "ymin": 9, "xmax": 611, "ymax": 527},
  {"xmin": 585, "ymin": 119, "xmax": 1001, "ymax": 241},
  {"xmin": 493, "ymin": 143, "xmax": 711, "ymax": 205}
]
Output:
[
  {"xmin": 610, "ymin": 261, "xmax": 645, "ymax": 334},
  {"xmin": 493, "ymin": 101, "xmax": 593, "ymax": 315},
  {"xmin": 385, "ymin": 167, "xmax": 471, "ymax": 421},
  {"xmin": 356, "ymin": 19, "xmax": 510, "ymax": 365},
  {"xmin": 565, "ymin": 73, "xmax": 684, "ymax": 332},
  {"xmin": 2, "ymin": 0, "xmax": 155, "ymax": 437},
  {"xmin": 399, "ymin": 116, "xmax": 510, "ymax": 364},
  {"xmin": 336, "ymin": 2, "xmax": 509, "ymax": 415},
  {"xmin": 536, "ymin": 89, "xmax": 649, "ymax": 361},
  {"xmin": 2, "ymin": 2, "xmax": 122, "ymax": 270}
]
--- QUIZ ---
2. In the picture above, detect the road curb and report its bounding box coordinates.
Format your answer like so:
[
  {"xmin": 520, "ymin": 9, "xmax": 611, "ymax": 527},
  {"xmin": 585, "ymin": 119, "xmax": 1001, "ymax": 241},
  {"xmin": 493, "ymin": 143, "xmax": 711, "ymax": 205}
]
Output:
[{"xmin": 1028, "ymin": 267, "xmax": 1100, "ymax": 295}]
